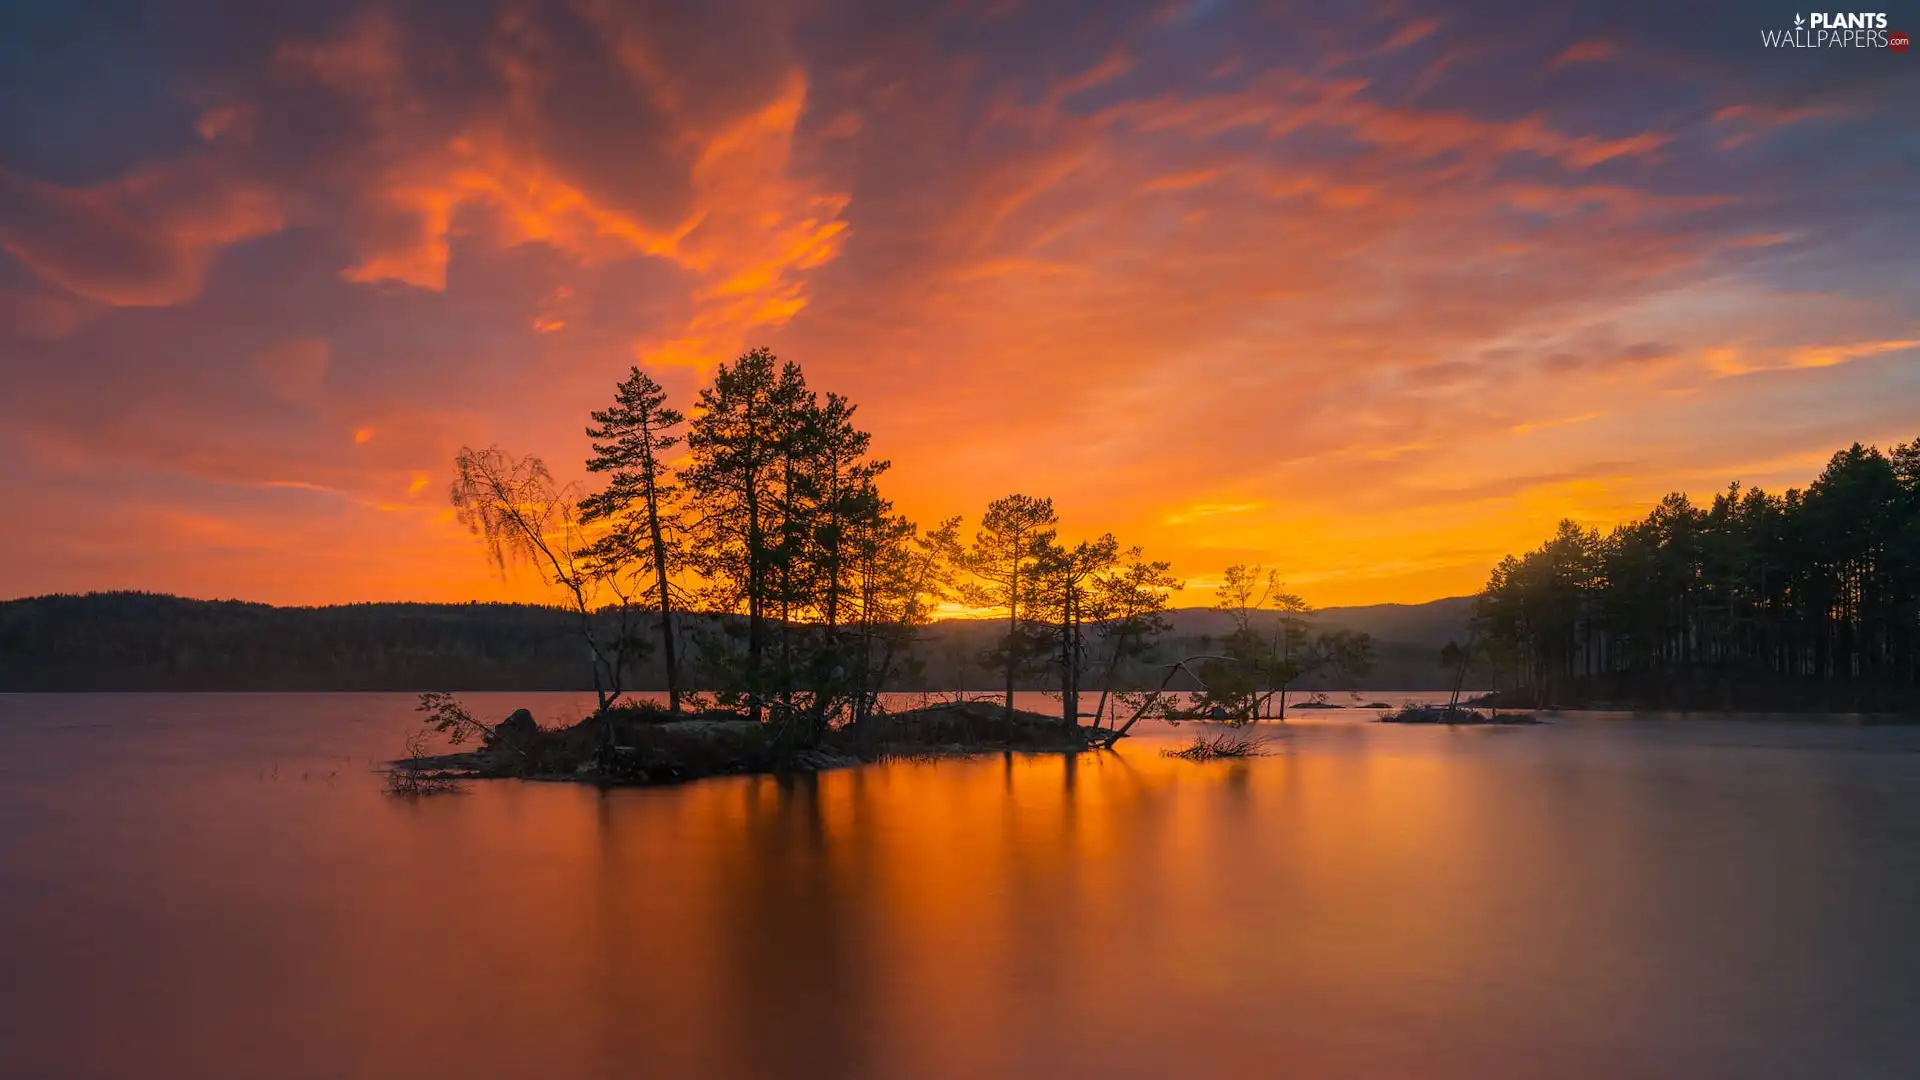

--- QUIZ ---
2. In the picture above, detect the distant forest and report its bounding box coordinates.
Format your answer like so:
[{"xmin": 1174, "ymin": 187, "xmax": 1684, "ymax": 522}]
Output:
[
  {"xmin": 1475, "ymin": 437, "xmax": 1920, "ymax": 711},
  {"xmin": 0, "ymin": 592, "xmax": 1467, "ymax": 694}
]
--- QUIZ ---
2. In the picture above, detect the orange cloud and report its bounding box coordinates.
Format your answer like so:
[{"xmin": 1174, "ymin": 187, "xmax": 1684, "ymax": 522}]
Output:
[
  {"xmin": 1712, "ymin": 104, "xmax": 1840, "ymax": 127},
  {"xmin": 1162, "ymin": 502, "xmax": 1264, "ymax": 526},
  {"xmin": 253, "ymin": 339, "xmax": 331, "ymax": 403},
  {"xmin": 1056, "ymin": 49, "xmax": 1134, "ymax": 100},
  {"xmin": 2, "ymin": 2, "xmax": 1913, "ymax": 611},
  {"xmin": 1387, "ymin": 19, "xmax": 1441, "ymax": 50},
  {"xmin": 0, "ymin": 163, "xmax": 282, "ymax": 307},
  {"xmin": 1143, "ymin": 169, "xmax": 1221, "ymax": 192},
  {"xmin": 1511, "ymin": 412, "xmax": 1602, "ymax": 436},
  {"xmin": 1553, "ymin": 40, "xmax": 1618, "ymax": 65},
  {"xmin": 1102, "ymin": 70, "xmax": 1671, "ymax": 173},
  {"xmin": 1782, "ymin": 339, "xmax": 1919, "ymax": 371},
  {"xmin": 275, "ymin": 14, "xmax": 850, "ymax": 373}
]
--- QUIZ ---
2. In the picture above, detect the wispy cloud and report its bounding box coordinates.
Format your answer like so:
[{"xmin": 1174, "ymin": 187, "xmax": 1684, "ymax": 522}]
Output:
[
  {"xmin": 1553, "ymin": 40, "xmax": 1618, "ymax": 65},
  {"xmin": 1162, "ymin": 502, "xmax": 1264, "ymax": 526}
]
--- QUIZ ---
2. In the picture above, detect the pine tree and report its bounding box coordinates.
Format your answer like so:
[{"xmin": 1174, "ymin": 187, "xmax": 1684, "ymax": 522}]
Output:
[
  {"xmin": 684, "ymin": 348, "xmax": 786, "ymax": 720},
  {"xmin": 579, "ymin": 367, "xmax": 686, "ymax": 714},
  {"xmin": 960, "ymin": 495, "xmax": 1058, "ymax": 719}
]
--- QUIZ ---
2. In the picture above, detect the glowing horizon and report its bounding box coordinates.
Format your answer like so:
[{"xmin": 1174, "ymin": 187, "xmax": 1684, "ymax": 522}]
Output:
[{"xmin": 2, "ymin": 2, "xmax": 1914, "ymax": 609}]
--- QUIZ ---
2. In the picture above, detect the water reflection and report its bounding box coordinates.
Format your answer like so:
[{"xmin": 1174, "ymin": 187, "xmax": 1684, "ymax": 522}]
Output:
[{"xmin": 2, "ymin": 694, "xmax": 1919, "ymax": 1078}]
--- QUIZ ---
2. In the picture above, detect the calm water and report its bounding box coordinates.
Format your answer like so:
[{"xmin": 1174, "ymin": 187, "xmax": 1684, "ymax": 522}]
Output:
[{"xmin": 2, "ymin": 694, "xmax": 1919, "ymax": 1079}]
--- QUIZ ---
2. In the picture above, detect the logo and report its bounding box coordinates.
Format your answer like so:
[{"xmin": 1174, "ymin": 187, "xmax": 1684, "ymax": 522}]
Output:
[
  {"xmin": 1809, "ymin": 11, "xmax": 1889, "ymax": 26},
  {"xmin": 1763, "ymin": 11, "xmax": 1902, "ymax": 47}
]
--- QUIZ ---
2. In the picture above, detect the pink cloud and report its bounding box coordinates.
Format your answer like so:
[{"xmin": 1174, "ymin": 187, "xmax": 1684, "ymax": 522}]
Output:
[
  {"xmin": 1553, "ymin": 40, "xmax": 1618, "ymax": 65},
  {"xmin": 0, "ymin": 163, "xmax": 282, "ymax": 307}
]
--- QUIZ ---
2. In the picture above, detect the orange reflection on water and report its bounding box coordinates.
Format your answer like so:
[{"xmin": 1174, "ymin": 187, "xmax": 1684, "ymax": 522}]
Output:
[{"xmin": 3, "ymin": 696, "xmax": 1915, "ymax": 1079}]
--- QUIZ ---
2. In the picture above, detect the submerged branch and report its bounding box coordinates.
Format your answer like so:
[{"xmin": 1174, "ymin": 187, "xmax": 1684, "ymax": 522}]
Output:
[{"xmin": 1163, "ymin": 729, "xmax": 1272, "ymax": 761}]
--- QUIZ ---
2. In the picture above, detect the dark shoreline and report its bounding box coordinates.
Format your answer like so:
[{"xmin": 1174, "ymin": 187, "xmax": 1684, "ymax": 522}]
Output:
[{"xmin": 1471, "ymin": 689, "xmax": 1920, "ymax": 719}]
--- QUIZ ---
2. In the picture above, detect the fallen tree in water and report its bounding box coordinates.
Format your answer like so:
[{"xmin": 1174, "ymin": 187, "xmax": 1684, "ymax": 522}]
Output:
[{"xmin": 1163, "ymin": 729, "xmax": 1271, "ymax": 761}]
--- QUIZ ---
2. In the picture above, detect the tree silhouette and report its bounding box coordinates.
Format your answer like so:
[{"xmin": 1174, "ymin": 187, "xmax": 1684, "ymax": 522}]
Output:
[
  {"xmin": 960, "ymin": 495, "xmax": 1059, "ymax": 719},
  {"xmin": 433, "ymin": 347, "xmax": 1195, "ymax": 733},
  {"xmin": 683, "ymin": 348, "xmax": 787, "ymax": 721},
  {"xmin": 1085, "ymin": 553, "xmax": 1181, "ymax": 726},
  {"xmin": 1475, "ymin": 437, "xmax": 1920, "ymax": 709},
  {"xmin": 449, "ymin": 446, "xmax": 635, "ymax": 739},
  {"xmin": 1030, "ymin": 533, "xmax": 1122, "ymax": 726},
  {"xmin": 580, "ymin": 367, "xmax": 686, "ymax": 714},
  {"xmin": 1192, "ymin": 564, "xmax": 1373, "ymax": 720}
]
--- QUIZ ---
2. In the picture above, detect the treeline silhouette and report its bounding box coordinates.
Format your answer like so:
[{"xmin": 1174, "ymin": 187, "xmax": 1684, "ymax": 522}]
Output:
[
  {"xmin": 1474, "ymin": 438, "xmax": 1920, "ymax": 711},
  {"xmin": 0, "ymin": 591, "xmax": 1466, "ymax": 693},
  {"xmin": 447, "ymin": 347, "xmax": 1397, "ymax": 736}
]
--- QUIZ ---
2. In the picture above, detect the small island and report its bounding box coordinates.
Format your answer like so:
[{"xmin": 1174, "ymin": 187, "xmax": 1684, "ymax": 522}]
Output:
[
  {"xmin": 391, "ymin": 696, "xmax": 1105, "ymax": 793},
  {"xmin": 387, "ymin": 349, "xmax": 1403, "ymax": 792},
  {"xmin": 1379, "ymin": 704, "xmax": 1540, "ymax": 726}
]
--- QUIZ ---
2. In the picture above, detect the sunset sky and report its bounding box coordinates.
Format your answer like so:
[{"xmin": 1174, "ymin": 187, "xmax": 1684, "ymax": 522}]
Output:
[{"xmin": 2, "ymin": 0, "xmax": 1915, "ymax": 608}]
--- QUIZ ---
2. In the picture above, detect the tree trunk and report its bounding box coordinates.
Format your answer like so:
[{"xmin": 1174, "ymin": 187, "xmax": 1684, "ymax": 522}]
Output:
[
  {"xmin": 1092, "ymin": 624, "xmax": 1138, "ymax": 729},
  {"xmin": 1060, "ymin": 588, "xmax": 1075, "ymax": 727},
  {"xmin": 779, "ymin": 453, "xmax": 797, "ymax": 717},
  {"xmin": 1005, "ymin": 560, "xmax": 1018, "ymax": 721},
  {"xmin": 747, "ymin": 485, "xmax": 763, "ymax": 724},
  {"xmin": 644, "ymin": 475, "xmax": 680, "ymax": 715},
  {"xmin": 1066, "ymin": 590, "xmax": 1081, "ymax": 727}
]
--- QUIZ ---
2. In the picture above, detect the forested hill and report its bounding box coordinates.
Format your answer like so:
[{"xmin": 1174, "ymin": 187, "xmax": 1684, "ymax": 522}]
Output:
[
  {"xmin": 0, "ymin": 592, "xmax": 1467, "ymax": 692},
  {"xmin": 0, "ymin": 594, "xmax": 595, "ymax": 692}
]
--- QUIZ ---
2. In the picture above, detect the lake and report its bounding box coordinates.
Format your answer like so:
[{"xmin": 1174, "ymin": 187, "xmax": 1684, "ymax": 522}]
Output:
[{"xmin": 2, "ymin": 692, "xmax": 1918, "ymax": 1079}]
